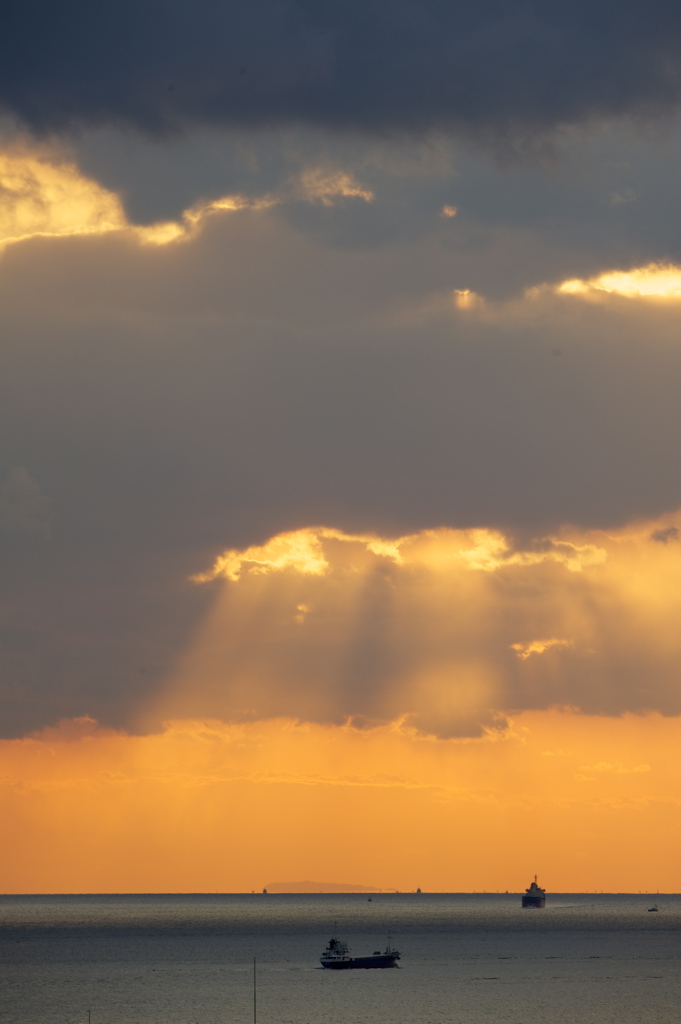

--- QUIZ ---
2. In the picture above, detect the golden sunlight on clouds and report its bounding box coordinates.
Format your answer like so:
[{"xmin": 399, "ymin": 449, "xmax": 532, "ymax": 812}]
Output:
[
  {"xmin": 510, "ymin": 638, "xmax": 573, "ymax": 660},
  {"xmin": 191, "ymin": 522, "xmax": 607, "ymax": 586},
  {"xmin": 153, "ymin": 517, "xmax": 681, "ymax": 741},
  {"xmin": 1, "ymin": 711, "xmax": 678, "ymax": 894},
  {"xmin": 0, "ymin": 147, "xmax": 126, "ymax": 246},
  {"xmin": 135, "ymin": 193, "xmax": 277, "ymax": 245},
  {"xmin": 453, "ymin": 288, "xmax": 484, "ymax": 310},
  {"xmin": 192, "ymin": 528, "xmax": 334, "ymax": 582},
  {"xmin": 299, "ymin": 167, "xmax": 374, "ymax": 205},
  {"xmin": 0, "ymin": 145, "xmax": 371, "ymax": 253},
  {"xmin": 192, "ymin": 527, "xmax": 403, "ymax": 582},
  {"xmin": 557, "ymin": 262, "xmax": 681, "ymax": 300},
  {"xmin": 0, "ymin": 145, "xmax": 275, "ymax": 251}
]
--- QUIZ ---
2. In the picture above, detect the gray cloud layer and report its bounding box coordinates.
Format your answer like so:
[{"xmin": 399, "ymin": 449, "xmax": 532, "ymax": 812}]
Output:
[
  {"xmin": 1, "ymin": 204, "xmax": 681, "ymax": 736},
  {"xmin": 3, "ymin": 9, "xmax": 681, "ymax": 740},
  {"xmin": 2, "ymin": 1, "xmax": 681, "ymax": 139},
  {"xmin": 0, "ymin": 468, "xmax": 51, "ymax": 537}
]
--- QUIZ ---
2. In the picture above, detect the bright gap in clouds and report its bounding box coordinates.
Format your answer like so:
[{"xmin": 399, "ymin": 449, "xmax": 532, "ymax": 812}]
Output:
[{"xmin": 558, "ymin": 263, "xmax": 681, "ymax": 300}]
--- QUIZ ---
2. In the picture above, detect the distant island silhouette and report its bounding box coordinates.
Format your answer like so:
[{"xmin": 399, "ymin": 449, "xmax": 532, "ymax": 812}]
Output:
[{"xmin": 263, "ymin": 880, "xmax": 391, "ymax": 893}]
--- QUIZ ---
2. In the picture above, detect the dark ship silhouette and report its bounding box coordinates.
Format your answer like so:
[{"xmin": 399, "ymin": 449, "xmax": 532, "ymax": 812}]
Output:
[
  {"xmin": 522, "ymin": 875, "xmax": 546, "ymax": 908},
  {"xmin": 320, "ymin": 936, "xmax": 400, "ymax": 969}
]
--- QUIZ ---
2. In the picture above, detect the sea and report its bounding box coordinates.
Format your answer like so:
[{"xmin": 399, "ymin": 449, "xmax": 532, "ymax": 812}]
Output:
[{"xmin": 1, "ymin": 893, "xmax": 679, "ymax": 1024}]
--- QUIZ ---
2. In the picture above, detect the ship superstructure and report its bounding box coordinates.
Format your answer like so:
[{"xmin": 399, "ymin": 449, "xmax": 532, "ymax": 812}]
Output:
[
  {"xmin": 521, "ymin": 875, "xmax": 546, "ymax": 908},
  {"xmin": 320, "ymin": 936, "xmax": 400, "ymax": 969}
]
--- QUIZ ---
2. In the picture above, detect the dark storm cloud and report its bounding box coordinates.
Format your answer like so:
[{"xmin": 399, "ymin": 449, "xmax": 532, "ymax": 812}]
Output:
[
  {"xmin": 67, "ymin": 118, "xmax": 681, "ymax": 271},
  {"xmin": 3, "ymin": 1, "xmax": 681, "ymax": 140}
]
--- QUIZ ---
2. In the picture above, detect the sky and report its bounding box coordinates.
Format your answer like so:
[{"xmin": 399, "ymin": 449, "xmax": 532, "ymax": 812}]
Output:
[{"xmin": 1, "ymin": 0, "xmax": 680, "ymax": 894}]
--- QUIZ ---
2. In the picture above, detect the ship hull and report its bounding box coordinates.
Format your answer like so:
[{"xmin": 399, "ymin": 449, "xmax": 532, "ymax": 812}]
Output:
[
  {"xmin": 321, "ymin": 955, "xmax": 399, "ymax": 969},
  {"xmin": 521, "ymin": 896, "xmax": 546, "ymax": 908}
]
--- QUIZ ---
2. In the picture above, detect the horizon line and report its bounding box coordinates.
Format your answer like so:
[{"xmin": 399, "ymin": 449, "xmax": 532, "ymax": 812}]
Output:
[{"xmin": 1, "ymin": 890, "xmax": 678, "ymax": 897}]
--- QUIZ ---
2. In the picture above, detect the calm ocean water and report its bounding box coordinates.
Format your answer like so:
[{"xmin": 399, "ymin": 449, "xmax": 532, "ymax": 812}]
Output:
[{"xmin": 1, "ymin": 893, "xmax": 679, "ymax": 1024}]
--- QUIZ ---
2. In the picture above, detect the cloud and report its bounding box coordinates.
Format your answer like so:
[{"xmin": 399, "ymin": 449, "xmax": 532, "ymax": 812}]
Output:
[
  {"xmin": 150, "ymin": 519, "xmax": 681, "ymax": 738},
  {"xmin": 650, "ymin": 526, "xmax": 679, "ymax": 544},
  {"xmin": 557, "ymin": 262, "xmax": 681, "ymax": 300},
  {"xmin": 298, "ymin": 167, "xmax": 374, "ymax": 206},
  {"xmin": 0, "ymin": 142, "xmax": 380, "ymax": 251},
  {"xmin": 0, "ymin": 143, "xmax": 279, "ymax": 250},
  {"xmin": 510, "ymin": 638, "xmax": 573, "ymax": 660},
  {"xmin": 2, "ymin": 174, "xmax": 681, "ymax": 738},
  {"xmin": 0, "ymin": 146, "xmax": 125, "ymax": 247},
  {"xmin": 193, "ymin": 527, "xmax": 403, "ymax": 582},
  {"xmin": 0, "ymin": 468, "xmax": 51, "ymax": 537},
  {"xmin": 2, "ymin": 2, "xmax": 681, "ymax": 143}
]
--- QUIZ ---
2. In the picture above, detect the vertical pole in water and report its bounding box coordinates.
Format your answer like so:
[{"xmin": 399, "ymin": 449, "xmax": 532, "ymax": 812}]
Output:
[
  {"xmin": 253, "ymin": 957, "xmax": 257, "ymax": 1024},
  {"xmin": 88, "ymin": 1010, "xmax": 91, "ymax": 1024}
]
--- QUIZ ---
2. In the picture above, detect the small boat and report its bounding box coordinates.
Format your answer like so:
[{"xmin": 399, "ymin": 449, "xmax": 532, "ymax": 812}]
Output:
[
  {"xmin": 648, "ymin": 905, "xmax": 659, "ymax": 912},
  {"xmin": 320, "ymin": 936, "xmax": 400, "ymax": 969},
  {"xmin": 521, "ymin": 875, "xmax": 546, "ymax": 908}
]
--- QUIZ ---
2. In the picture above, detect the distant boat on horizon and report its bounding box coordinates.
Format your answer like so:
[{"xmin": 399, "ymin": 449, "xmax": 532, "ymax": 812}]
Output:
[
  {"xmin": 522, "ymin": 875, "xmax": 546, "ymax": 908},
  {"xmin": 320, "ymin": 936, "xmax": 401, "ymax": 969}
]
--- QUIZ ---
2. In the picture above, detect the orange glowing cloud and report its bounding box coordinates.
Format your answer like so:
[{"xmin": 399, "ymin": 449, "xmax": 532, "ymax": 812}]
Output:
[
  {"xmin": 0, "ymin": 144, "xmax": 276, "ymax": 250},
  {"xmin": 557, "ymin": 263, "xmax": 681, "ymax": 301},
  {"xmin": 0, "ymin": 146, "xmax": 127, "ymax": 247},
  {"xmin": 0, "ymin": 145, "xmax": 377, "ymax": 254},
  {"xmin": 192, "ymin": 527, "xmax": 403, "ymax": 582},
  {"xmin": 510, "ymin": 638, "xmax": 573, "ymax": 660},
  {"xmin": 155, "ymin": 517, "xmax": 681, "ymax": 738}
]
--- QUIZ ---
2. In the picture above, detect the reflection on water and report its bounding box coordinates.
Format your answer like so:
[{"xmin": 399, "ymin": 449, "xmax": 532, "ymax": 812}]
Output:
[{"xmin": 1, "ymin": 893, "xmax": 679, "ymax": 1024}]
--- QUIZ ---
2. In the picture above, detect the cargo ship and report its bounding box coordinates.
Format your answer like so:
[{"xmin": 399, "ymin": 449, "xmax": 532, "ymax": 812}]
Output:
[
  {"xmin": 521, "ymin": 875, "xmax": 546, "ymax": 908},
  {"xmin": 320, "ymin": 936, "xmax": 400, "ymax": 969}
]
